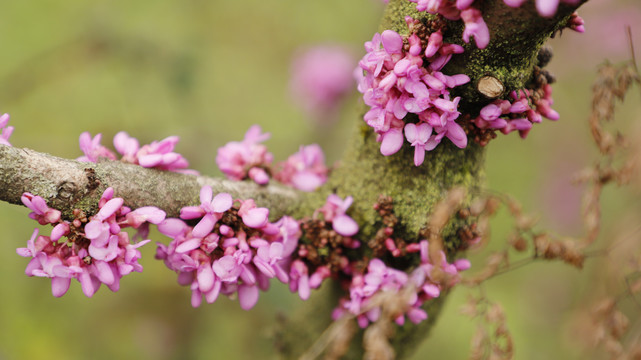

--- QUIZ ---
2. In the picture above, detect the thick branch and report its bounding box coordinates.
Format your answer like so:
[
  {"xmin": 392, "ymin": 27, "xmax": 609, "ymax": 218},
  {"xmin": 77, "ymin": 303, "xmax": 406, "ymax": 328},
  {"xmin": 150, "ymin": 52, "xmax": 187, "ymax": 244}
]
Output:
[
  {"xmin": 384, "ymin": 0, "xmax": 587, "ymax": 106},
  {"xmin": 277, "ymin": 0, "xmax": 587, "ymax": 358},
  {"xmin": 0, "ymin": 145, "xmax": 300, "ymax": 219}
]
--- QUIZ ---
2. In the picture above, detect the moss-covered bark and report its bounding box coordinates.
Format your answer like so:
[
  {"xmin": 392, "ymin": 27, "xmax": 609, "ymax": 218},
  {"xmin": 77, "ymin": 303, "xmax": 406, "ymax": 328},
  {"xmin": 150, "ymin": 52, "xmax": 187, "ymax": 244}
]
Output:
[{"xmin": 276, "ymin": 0, "xmax": 587, "ymax": 358}]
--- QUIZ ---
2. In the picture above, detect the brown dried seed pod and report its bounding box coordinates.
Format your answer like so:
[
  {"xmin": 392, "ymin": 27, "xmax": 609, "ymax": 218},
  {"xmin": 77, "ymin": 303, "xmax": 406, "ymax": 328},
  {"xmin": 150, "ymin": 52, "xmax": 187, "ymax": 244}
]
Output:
[{"xmin": 537, "ymin": 46, "xmax": 553, "ymax": 67}]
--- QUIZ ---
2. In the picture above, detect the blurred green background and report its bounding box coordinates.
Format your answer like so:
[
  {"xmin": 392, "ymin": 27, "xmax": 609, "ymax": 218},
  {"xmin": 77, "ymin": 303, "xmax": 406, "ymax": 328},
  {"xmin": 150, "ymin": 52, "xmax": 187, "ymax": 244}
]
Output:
[{"xmin": 0, "ymin": 0, "xmax": 639, "ymax": 359}]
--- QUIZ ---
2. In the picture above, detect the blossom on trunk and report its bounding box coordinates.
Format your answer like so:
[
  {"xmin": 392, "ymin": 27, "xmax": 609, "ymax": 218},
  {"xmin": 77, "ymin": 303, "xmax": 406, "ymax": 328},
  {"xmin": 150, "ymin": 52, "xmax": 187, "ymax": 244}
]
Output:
[
  {"xmin": 113, "ymin": 131, "xmax": 195, "ymax": 173},
  {"xmin": 216, "ymin": 125, "xmax": 273, "ymax": 185},
  {"xmin": 274, "ymin": 144, "xmax": 329, "ymax": 192},
  {"xmin": 357, "ymin": 20, "xmax": 470, "ymax": 165},
  {"xmin": 157, "ymin": 186, "xmax": 301, "ymax": 309},
  {"xmin": 17, "ymin": 189, "xmax": 163, "ymax": 297},
  {"xmin": 77, "ymin": 131, "xmax": 196, "ymax": 173},
  {"xmin": 332, "ymin": 240, "xmax": 470, "ymax": 327},
  {"xmin": 0, "ymin": 113, "xmax": 14, "ymax": 146}
]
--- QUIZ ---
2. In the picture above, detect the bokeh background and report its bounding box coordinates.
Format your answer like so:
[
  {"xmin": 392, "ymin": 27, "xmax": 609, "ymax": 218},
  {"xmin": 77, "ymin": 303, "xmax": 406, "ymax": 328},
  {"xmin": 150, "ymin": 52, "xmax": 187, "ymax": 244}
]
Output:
[{"xmin": 0, "ymin": 0, "xmax": 640, "ymax": 359}]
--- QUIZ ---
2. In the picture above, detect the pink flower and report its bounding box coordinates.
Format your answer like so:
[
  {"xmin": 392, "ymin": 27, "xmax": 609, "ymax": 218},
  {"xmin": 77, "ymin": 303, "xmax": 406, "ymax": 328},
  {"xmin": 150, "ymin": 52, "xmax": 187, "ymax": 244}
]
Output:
[
  {"xmin": 502, "ymin": 0, "xmax": 527, "ymax": 6},
  {"xmin": 357, "ymin": 22, "xmax": 470, "ymax": 165},
  {"xmin": 113, "ymin": 131, "xmax": 140, "ymax": 162},
  {"xmin": 379, "ymin": 128, "xmax": 405, "ymax": 156},
  {"xmin": 158, "ymin": 193, "xmax": 302, "ymax": 309},
  {"xmin": 316, "ymin": 194, "xmax": 359, "ymax": 237},
  {"xmin": 289, "ymin": 259, "xmax": 311, "ymax": 300},
  {"xmin": 125, "ymin": 206, "xmax": 167, "ymax": 228},
  {"xmin": 274, "ymin": 144, "xmax": 328, "ymax": 192},
  {"xmin": 113, "ymin": 131, "xmax": 195, "ymax": 173},
  {"xmin": 21, "ymin": 193, "xmax": 61, "ymax": 225},
  {"xmin": 536, "ymin": 0, "xmax": 560, "ymax": 17},
  {"xmin": 289, "ymin": 45, "xmax": 355, "ymax": 123},
  {"xmin": 407, "ymin": 0, "xmax": 489, "ymax": 49},
  {"xmin": 381, "ymin": 30, "xmax": 404, "ymax": 54},
  {"xmin": 0, "ymin": 113, "xmax": 14, "ymax": 146},
  {"xmin": 77, "ymin": 132, "xmax": 117, "ymax": 162},
  {"xmin": 17, "ymin": 188, "xmax": 160, "ymax": 298},
  {"xmin": 237, "ymin": 199, "xmax": 270, "ymax": 229},
  {"xmin": 472, "ymin": 85, "xmax": 560, "ymax": 142},
  {"xmin": 424, "ymin": 30, "xmax": 443, "ymax": 58},
  {"xmin": 180, "ymin": 186, "xmax": 233, "ymax": 238},
  {"xmin": 460, "ymin": 7, "xmax": 490, "ymax": 49},
  {"xmin": 77, "ymin": 131, "xmax": 195, "ymax": 173},
  {"xmin": 503, "ymin": 0, "xmax": 582, "ymax": 18},
  {"xmin": 567, "ymin": 11, "xmax": 585, "ymax": 33},
  {"xmin": 216, "ymin": 125, "xmax": 273, "ymax": 185},
  {"xmin": 333, "ymin": 259, "xmax": 413, "ymax": 328},
  {"xmin": 404, "ymin": 123, "xmax": 433, "ymax": 166}
]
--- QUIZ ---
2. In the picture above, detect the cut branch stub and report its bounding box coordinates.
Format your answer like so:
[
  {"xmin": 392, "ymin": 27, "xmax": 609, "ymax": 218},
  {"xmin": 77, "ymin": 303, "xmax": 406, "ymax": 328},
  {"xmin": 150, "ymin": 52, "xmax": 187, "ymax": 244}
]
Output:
[{"xmin": 477, "ymin": 76, "xmax": 505, "ymax": 99}]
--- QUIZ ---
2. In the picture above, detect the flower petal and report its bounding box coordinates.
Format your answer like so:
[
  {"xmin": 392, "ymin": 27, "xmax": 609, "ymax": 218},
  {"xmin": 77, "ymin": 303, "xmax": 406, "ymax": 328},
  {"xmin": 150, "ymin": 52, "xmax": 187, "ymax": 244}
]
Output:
[
  {"xmin": 332, "ymin": 215, "xmax": 359, "ymax": 237},
  {"xmin": 212, "ymin": 193, "xmax": 233, "ymax": 213},
  {"xmin": 51, "ymin": 277, "xmax": 71, "ymax": 297},
  {"xmin": 238, "ymin": 284, "xmax": 260, "ymax": 310},
  {"xmin": 192, "ymin": 213, "xmax": 217, "ymax": 238}
]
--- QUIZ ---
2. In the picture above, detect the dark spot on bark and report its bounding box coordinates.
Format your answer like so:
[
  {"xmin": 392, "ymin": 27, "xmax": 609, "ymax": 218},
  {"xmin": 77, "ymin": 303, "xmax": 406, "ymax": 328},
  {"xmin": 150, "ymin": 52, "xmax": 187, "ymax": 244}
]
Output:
[
  {"xmin": 56, "ymin": 181, "xmax": 76, "ymax": 201},
  {"xmin": 84, "ymin": 168, "xmax": 100, "ymax": 190}
]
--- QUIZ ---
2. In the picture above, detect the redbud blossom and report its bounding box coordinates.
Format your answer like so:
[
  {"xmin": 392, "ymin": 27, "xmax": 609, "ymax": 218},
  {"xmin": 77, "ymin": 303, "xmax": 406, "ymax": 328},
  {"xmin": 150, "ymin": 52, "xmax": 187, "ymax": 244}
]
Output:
[
  {"xmin": 0, "ymin": 113, "xmax": 14, "ymax": 146},
  {"xmin": 17, "ymin": 189, "xmax": 163, "ymax": 297},
  {"xmin": 357, "ymin": 23, "xmax": 470, "ymax": 166},
  {"xmin": 289, "ymin": 45, "xmax": 355, "ymax": 124},
  {"xmin": 274, "ymin": 144, "xmax": 328, "ymax": 192},
  {"xmin": 78, "ymin": 131, "xmax": 195, "ymax": 173},
  {"xmin": 157, "ymin": 186, "xmax": 302, "ymax": 309},
  {"xmin": 216, "ymin": 125, "xmax": 273, "ymax": 185}
]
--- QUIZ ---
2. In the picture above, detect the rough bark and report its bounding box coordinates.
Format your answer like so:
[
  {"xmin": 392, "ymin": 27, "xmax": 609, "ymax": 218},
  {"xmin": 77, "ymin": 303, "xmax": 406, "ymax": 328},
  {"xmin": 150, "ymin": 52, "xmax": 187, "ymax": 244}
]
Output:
[
  {"xmin": 0, "ymin": 145, "xmax": 300, "ymax": 220},
  {"xmin": 0, "ymin": 0, "xmax": 588, "ymax": 358}
]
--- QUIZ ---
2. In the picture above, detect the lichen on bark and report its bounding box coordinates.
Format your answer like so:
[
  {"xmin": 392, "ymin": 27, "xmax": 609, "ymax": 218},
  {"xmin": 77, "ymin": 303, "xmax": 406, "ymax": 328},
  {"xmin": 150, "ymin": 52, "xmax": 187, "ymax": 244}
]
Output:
[{"xmin": 0, "ymin": 145, "xmax": 300, "ymax": 220}]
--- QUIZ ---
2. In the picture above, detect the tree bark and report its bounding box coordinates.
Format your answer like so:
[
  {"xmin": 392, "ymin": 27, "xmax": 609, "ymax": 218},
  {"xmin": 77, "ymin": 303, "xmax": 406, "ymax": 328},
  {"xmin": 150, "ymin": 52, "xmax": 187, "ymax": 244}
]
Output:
[
  {"xmin": 0, "ymin": 145, "xmax": 300, "ymax": 220},
  {"xmin": 0, "ymin": 0, "xmax": 588, "ymax": 358}
]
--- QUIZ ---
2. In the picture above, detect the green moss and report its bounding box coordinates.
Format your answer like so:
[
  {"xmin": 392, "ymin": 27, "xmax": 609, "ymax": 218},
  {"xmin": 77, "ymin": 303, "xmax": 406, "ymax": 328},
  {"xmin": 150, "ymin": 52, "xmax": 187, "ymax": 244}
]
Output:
[
  {"xmin": 327, "ymin": 121, "xmax": 484, "ymax": 241},
  {"xmin": 381, "ymin": 0, "xmax": 423, "ymax": 33}
]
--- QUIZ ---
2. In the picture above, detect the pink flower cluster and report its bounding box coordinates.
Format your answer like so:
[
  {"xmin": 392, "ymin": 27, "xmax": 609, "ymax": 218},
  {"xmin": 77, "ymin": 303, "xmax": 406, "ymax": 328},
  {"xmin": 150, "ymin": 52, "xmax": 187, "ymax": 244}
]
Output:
[
  {"xmin": 289, "ymin": 194, "xmax": 362, "ymax": 300},
  {"xmin": 77, "ymin": 131, "xmax": 196, "ymax": 174},
  {"xmin": 407, "ymin": 0, "xmax": 582, "ymax": 28},
  {"xmin": 407, "ymin": 0, "xmax": 490, "ymax": 49},
  {"xmin": 217, "ymin": 126, "xmax": 329, "ymax": 192},
  {"xmin": 567, "ymin": 11, "xmax": 585, "ymax": 33},
  {"xmin": 332, "ymin": 240, "xmax": 470, "ymax": 328},
  {"xmin": 155, "ymin": 185, "xmax": 302, "ymax": 309},
  {"xmin": 216, "ymin": 125, "xmax": 273, "ymax": 185},
  {"xmin": 289, "ymin": 45, "xmax": 356, "ymax": 123},
  {"xmin": 155, "ymin": 190, "xmax": 363, "ymax": 308},
  {"xmin": 356, "ymin": 22, "xmax": 470, "ymax": 166},
  {"xmin": 17, "ymin": 189, "xmax": 165, "ymax": 297},
  {"xmin": 274, "ymin": 145, "xmax": 328, "ymax": 192},
  {"xmin": 472, "ymin": 86, "xmax": 558, "ymax": 139},
  {"xmin": 503, "ymin": 0, "xmax": 580, "ymax": 18},
  {"xmin": 315, "ymin": 194, "xmax": 360, "ymax": 237},
  {"xmin": 0, "ymin": 113, "xmax": 14, "ymax": 146}
]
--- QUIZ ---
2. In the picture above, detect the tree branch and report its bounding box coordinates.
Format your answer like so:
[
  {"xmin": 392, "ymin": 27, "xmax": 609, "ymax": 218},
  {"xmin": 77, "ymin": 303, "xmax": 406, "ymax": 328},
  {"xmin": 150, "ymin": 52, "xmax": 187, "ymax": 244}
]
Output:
[
  {"xmin": 276, "ymin": 0, "xmax": 588, "ymax": 358},
  {"xmin": 0, "ymin": 0, "xmax": 589, "ymax": 358},
  {"xmin": 0, "ymin": 145, "xmax": 300, "ymax": 219}
]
